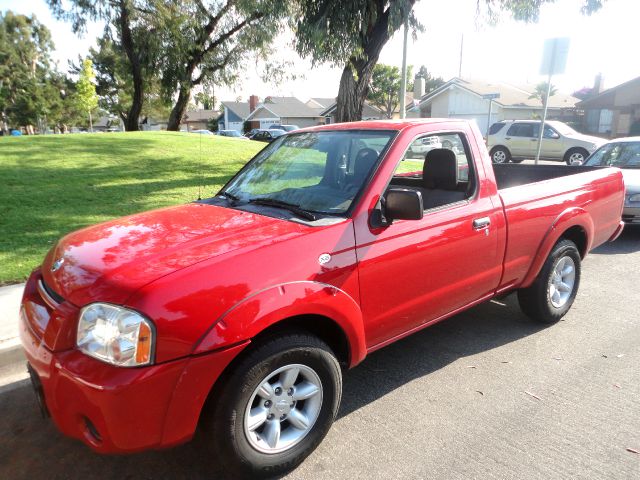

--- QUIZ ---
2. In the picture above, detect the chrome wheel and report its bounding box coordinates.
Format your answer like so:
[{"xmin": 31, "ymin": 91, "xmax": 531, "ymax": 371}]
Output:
[
  {"xmin": 569, "ymin": 151, "xmax": 586, "ymax": 163},
  {"xmin": 492, "ymin": 149, "xmax": 507, "ymax": 163},
  {"xmin": 548, "ymin": 256, "xmax": 576, "ymax": 308},
  {"xmin": 244, "ymin": 364, "xmax": 323, "ymax": 454}
]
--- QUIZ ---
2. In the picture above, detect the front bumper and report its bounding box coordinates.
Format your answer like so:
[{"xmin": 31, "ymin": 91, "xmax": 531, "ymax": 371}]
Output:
[{"xmin": 19, "ymin": 274, "xmax": 249, "ymax": 454}]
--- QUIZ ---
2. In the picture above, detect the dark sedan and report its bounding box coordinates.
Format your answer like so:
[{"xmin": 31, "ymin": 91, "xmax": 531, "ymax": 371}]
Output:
[{"xmin": 249, "ymin": 129, "xmax": 286, "ymax": 143}]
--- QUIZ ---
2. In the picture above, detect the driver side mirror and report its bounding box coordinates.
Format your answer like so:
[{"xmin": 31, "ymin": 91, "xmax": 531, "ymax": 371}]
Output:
[{"xmin": 385, "ymin": 188, "xmax": 424, "ymax": 222}]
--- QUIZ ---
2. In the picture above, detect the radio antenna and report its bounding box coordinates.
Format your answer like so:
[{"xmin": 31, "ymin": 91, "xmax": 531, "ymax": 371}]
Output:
[{"xmin": 197, "ymin": 128, "xmax": 203, "ymax": 200}]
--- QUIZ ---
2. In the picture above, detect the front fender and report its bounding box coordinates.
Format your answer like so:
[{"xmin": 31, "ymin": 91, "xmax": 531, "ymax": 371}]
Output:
[
  {"xmin": 193, "ymin": 281, "xmax": 367, "ymax": 367},
  {"xmin": 521, "ymin": 207, "xmax": 594, "ymax": 287}
]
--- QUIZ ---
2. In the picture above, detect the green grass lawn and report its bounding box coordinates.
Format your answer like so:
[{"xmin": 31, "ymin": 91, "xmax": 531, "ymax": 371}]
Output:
[{"xmin": 0, "ymin": 131, "xmax": 262, "ymax": 284}]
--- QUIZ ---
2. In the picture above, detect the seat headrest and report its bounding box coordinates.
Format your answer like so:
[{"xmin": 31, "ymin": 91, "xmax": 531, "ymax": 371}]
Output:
[
  {"xmin": 423, "ymin": 148, "xmax": 458, "ymax": 190},
  {"xmin": 353, "ymin": 148, "xmax": 379, "ymax": 183}
]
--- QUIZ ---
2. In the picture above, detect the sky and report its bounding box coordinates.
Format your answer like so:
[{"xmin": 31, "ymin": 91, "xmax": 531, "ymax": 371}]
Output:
[{"xmin": 1, "ymin": 0, "xmax": 638, "ymax": 102}]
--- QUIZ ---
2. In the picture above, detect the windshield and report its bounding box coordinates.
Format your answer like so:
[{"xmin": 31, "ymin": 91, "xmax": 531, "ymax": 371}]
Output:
[
  {"xmin": 585, "ymin": 142, "xmax": 640, "ymax": 168},
  {"xmin": 222, "ymin": 130, "xmax": 395, "ymax": 216}
]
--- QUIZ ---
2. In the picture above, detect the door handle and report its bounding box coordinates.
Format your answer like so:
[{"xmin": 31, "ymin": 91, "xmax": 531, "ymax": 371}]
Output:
[
  {"xmin": 473, "ymin": 217, "xmax": 491, "ymax": 229},
  {"xmin": 505, "ymin": 137, "xmax": 511, "ymax": 140},
  {"xmin": 531, "ymin": 138, "xmax": 538, "ymax": 141}
]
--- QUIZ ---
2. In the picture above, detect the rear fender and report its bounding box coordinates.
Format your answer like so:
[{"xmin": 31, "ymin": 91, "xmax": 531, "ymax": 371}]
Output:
[
  {"xmin": 521, "ymin": 207, "xmax": 593, "ymax": 287},
  {"xmin": 193, "ymin": 281, "xmax": 367, "ymax": 367}
]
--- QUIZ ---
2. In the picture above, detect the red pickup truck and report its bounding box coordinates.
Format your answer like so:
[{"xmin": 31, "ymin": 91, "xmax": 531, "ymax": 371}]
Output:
[{"xmin": 20, "ymin": 119, "xmax": 624, "ymax": 477}]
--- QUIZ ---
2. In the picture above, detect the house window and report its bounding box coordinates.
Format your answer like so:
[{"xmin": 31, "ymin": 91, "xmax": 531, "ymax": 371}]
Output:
[{"xmin": 325, "ymin": 116, "xmax": 332, "ymax": 124}]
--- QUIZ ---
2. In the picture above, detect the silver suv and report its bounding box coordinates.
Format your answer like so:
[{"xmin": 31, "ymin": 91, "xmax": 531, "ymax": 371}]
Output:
[{"xmin": 487, "ymin": 120, "xmax": 605, "ymax": 164}]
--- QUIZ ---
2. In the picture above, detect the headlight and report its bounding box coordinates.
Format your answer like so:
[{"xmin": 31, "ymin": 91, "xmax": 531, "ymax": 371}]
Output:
[
  {"xmin": 77, "ymin": 303, "xmax": 155, "ymax": 367},
  {"xmin": 629, "ymin": 193, "xmax": 640, "ymax": 202}
]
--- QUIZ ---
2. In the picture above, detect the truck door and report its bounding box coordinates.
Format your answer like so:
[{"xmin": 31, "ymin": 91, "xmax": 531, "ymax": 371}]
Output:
[{"xmin": 354, "ymin": 131, "xmax": 505, "ymax": 348}]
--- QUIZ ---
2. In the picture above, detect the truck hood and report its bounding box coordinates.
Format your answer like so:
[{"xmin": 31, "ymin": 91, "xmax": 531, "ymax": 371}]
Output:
[{"xmin": 41, "ymin": 203, "xmax": 307, "ymax": 306}]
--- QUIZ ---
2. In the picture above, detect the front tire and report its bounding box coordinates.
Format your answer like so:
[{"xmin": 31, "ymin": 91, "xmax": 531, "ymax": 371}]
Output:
[
  {"xmin": 490, "ymin": 146, "xmax": 510, "ymax": 164},
  {"xmin": 203, "ymin": 333, "xmax": 342, "ymax": 478},
  {"xmin": 564, "ymin": 147, "xmax": 589, "ymax": 165},
  {"xmin": 517, "ymin": 239, "xmax": 581, "ymax": 324}
]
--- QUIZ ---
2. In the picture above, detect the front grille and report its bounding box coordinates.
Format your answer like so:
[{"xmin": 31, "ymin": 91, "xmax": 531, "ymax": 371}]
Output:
[{"xmin": 41, "ymin": 279, "xmax": 65, "ymax": 304}]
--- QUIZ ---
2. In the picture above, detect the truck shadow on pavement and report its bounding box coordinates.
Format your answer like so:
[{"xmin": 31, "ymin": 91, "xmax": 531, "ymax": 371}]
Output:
[
  {"xmin": 0, "ymin": 296, "xmax": 545, "ymax": 480},
  {"xmin": 591, "ymin": 226, "xmax": 640, "ymax": 255}
]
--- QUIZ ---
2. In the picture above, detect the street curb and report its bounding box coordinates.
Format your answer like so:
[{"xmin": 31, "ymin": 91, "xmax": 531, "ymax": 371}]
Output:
[{"xmin": 0, "ymin": 338, "xmax": 24, "ymax": 369}]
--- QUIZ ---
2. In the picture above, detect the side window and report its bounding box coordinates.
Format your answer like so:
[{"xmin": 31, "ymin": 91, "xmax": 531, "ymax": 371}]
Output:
[
  {"xmin": 543, "ymin": 125, "xmax": 559, "ymax": 139},
  {"xmin": 390, "ymin": 132, "xmax": 476, "ymax": 211},
  {"xmin": 506, "ymin": 124, "xmax": 520, "ymax": 136},
  {"xmin": 488, "ymin": 122, "xmax": 505, "ymax": 135},
  {"xmin": 507, "ymin": 123, "xmax": 536, "ymax": 137}
]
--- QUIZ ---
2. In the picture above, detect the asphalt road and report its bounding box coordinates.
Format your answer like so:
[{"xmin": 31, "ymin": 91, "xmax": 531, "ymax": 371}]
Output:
[{"xmin": 1, "ymin": 227, "xmax": 639, "ymax": 480}]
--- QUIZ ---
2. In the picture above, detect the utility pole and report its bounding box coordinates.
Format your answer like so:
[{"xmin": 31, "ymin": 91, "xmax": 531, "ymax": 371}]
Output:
[
  {"xmin": 458, "ymin": 34, "xmax": 464, "ymax": 78},
  {"xmin": 399, "ymin": 15, "xmax": 409, "ymax": 119}
]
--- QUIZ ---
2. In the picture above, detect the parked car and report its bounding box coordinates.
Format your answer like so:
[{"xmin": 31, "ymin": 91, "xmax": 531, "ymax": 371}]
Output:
[
  {"xmin": 20, "ymin": 119, "xmax": 624, "ymax": 478},
  {"xmin": 408, "ymin": 135, "xmax": 442, "ymax": 158},
  {"xmin": 579, "ymin": 137, "xmax": 640, "ymax": 225},
  {"xmin": 244, "ymin": 128, "xmax": 260, "ymax": 138},
  {"xmin": 217, "ymin": 130, "xmax": 247, "ymax": 139},
  {"xmin": 269, "ymin": 124, "xmax": 299, "ymax": 132},
  {"xmin": 250, "ymin": 129, "xmax": 285, "ymax": 142},
  {"xmin": 487, "ymin": 120, "xmax": 605, "ymax": 164},
  {"xmin": 191, "ymin": 129, "xmax": 214, "ymax": 135}
]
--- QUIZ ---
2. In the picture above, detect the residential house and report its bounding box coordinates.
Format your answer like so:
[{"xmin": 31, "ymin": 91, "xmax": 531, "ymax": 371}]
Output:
[
  {"xmin": 245, "ymin": 96, "xmax": 327, "ymax": 129},
  {"xmin": 577, "ymin": 75, "xmax": 640, "ymax": 138},
  {"xmin": 219, "ymin": 100, "xmax": 251, "ymax": 132},
  {"xmin": 408, "ymin": 78, "xmax": 579, "ymax": 136},
  {"xmin": 183, "ymin": 109, "xmax": 222, "ymax": 131},
  {"xmin": 320, "ymin": 102, "xmax": 385, "ymax": 124}
]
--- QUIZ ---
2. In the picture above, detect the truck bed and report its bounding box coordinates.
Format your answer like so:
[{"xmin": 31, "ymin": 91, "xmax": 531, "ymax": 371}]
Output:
[
  {"xmin": 492, "ymin": 164, "xmax": 603, "ymax": 190},
  {"xmin": 493, "ymin": 163, "xmax": 624, "ymax": 292}
]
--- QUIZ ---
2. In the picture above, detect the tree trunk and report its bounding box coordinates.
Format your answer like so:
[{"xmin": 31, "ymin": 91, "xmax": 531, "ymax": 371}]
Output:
[
  {"xmin": 334, "ymin": 1, "xmax": 414, "ymax": 123},
  {"xmin": 124, "ymin": 71, "xmax": 144, "ymax": 131},
  {"xmin": 335, "ymin": 57, "xmax": 379, "ymax": 123},
  {"xmin": 119, "ymin": 0, "xmax": 143, "ymax": 131},
  {"xmin": 89, "ymin": 111, "xmax": 93, "ymax": 132},
  {"xmin": 167, "ymin": 85, "xmax": 191, "ymax": 131}
]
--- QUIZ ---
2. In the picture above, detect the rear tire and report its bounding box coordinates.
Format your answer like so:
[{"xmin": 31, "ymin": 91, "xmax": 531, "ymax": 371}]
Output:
[
  {"xmin": 490, "ymin": 146, "xmax": 510, "ymax": 164},
  {"xmin": 202, "ymin": 333, "xmax": 342, "ymax": 478},
  {"xmin": 517, "ymin": 239, "xmax": 581, "ymax": 324},
  {"xmin": 564, "ymin": 147, "xmax": 589, "ymax": 165}
]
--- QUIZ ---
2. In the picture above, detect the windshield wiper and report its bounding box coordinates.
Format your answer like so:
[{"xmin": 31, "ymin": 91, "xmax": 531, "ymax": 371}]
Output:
[
  {"xmin": 219, "ymin": 190, "xmax": 240, "ymax": 204},
  {"xmin": 248, "ymin": 197, "xmax": 318, "ymax": 221}
]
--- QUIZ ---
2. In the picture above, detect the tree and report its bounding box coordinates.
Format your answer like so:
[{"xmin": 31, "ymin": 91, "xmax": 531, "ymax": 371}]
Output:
[
  {"xmin": 367, "ymin": 64, "xmax": 412, "ymax": 118},
  {"xmin": 294, "ymin": 0, "xmax": 420, "ymax": 123},
  {"xmin": 294, "ymin": 0, "xmax": 605, "ymax": 123},
  {"xmin": 529, "ymin": 81, "xmax": 557, "ymax": 106},
  {"xmin": 158, "ymin": 1, "xmax": 288, "ymax": 131},
  {"xmin": 48, "ymin": 0, "xmax": 161, "ymax": 131},
  {"xmin": 0, "ymin": 11, "xmax": 57, "ymax": 133},
  {"xmin": 75, "ymin": 58, "xmax": 99, "ymax": 131}
]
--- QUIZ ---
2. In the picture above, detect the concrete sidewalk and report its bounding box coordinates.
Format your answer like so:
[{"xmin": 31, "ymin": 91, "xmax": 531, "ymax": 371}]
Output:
[{"xmin": 0, "ymin": 283, "xmax": 25, "ymax": 370}]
